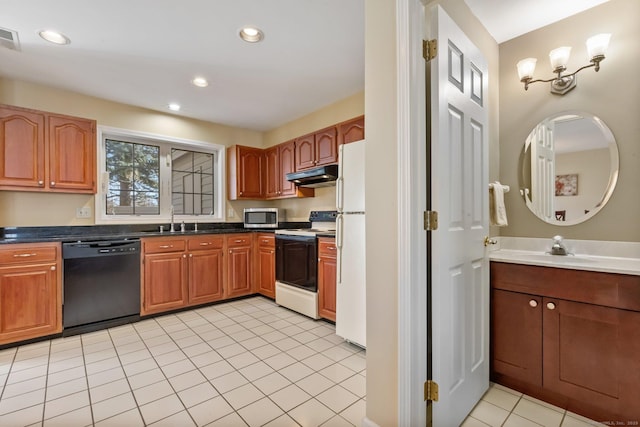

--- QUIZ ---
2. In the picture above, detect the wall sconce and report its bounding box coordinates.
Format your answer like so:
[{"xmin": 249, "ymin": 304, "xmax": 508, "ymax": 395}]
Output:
[{"xmin": 517, "ymin": 33, "xmax": 611, "ymax": 95}]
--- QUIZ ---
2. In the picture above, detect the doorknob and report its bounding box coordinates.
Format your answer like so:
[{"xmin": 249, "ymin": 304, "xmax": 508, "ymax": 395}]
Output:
[{"xmin": 484, "ymin": 236, "xmax": 497, "ymax": 246}]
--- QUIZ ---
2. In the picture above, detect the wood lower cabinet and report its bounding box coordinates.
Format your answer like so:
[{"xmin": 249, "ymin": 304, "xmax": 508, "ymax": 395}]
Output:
[
  {"xmin": 317, "ymin": 237, "xmax": 337, "ymax": 321},
  {"xmin": 226, "ymin": 234, "xmax": 254, "ymax": 298},
  {"xmin": 0, "ymin": 104, "xmax": 95, "ymax": 193},
  {"xmin": 256, "ymin": 233, "xmax": 275, "ymax": 298},
  {"xmin": 141, "ymin": 238, "xmax": 188, "ymax": 315},
  {"xmin": 0, "ymin": 242, "xmax": 62, "ymax": 345},
  {"xmin": 187, "ymin": 236, "xmax": 225, "ymax": 305},
  {"xmin": 491, "ymin": 262, "xmax": 640, "ymax": 422}
]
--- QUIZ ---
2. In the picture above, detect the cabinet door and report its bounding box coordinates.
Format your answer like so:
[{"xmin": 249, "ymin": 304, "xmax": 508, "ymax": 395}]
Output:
[
  {"xmin": 278, "ymin": 140, "xmax": 297, "ymax": 197},
  {"xmin": 0, "ymin": 263, "xmax": 60, "ymax": 344},
  {"xmin": 339, "ymin": 116, "xmax": 365, "ymax": 145},
  {"xmin": 188, "ymin": 248, "xmax": 224, "ymax": 305},
  {"xmin": 491, "ymin": 289, "xmax": 542, "ymax": 386},
  {"xmin": 0, "ymin": 106, "xmax": 46, "ymax": 189},
  {"xmin": 264, "ymin": 145, "xmax": 280, "ymax": 198},
  {"xmin": 317, "ymin": 239, "xmax": 337, "ymax": 321},
  {"xmin": 294, "ymin": 133, "xmax": 316, "ymax": 171},
  {"xmin": 48, "ymin": 115, "xmax": 96, "ymax": 192},
  {"xmin": 543, "ymin": 298, "xmax": 640, "ymax": 420},
  {"xmin": 227, "ymin": 246, "xmax": 252, "ymax": 298},
  {"xmin": 142, "ymin": 252, "xmax": 188, "ymax": 315},
  {"xmin": 257, "ymin": 246, "xmax": 275, "ymax": 298},
  {"xmin": 315, "ymin": 126, "xmax": 338, "ymax": 166},
  {"xmin": 238, "ymin": 146, "xmax": 264, "ymax": 199}
]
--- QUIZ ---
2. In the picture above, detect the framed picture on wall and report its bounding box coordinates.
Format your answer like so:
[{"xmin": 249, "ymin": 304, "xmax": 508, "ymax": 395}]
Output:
[{"xmin": 555, "ymin": 174, "xmax": 578, "ymax": 196}]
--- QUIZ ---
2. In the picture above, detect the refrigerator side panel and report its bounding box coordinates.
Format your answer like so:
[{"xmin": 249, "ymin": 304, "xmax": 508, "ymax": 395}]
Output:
[
  {"xmin": 336, "ymin": 213, "xmax": 366, "ymax": 348},
  {"xmin": 340, "ymin": 140, "xmax": 365, "ymax": 212}
]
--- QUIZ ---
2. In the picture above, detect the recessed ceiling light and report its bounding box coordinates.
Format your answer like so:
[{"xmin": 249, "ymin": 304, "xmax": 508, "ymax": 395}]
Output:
[
  {"xmin": 192, "ymin": 77, "xmax": 209, "ymax": 88},
  {"xmin": 38, "ymin": 30, "xmax": 70, "ymax": 45},
  {"xmin": 168, "ymin": 103, "xmax": 181, "ymax": 112},
  {"xmin": 239, "ymin": 26, "xmax": 264, "ymax": 43}
]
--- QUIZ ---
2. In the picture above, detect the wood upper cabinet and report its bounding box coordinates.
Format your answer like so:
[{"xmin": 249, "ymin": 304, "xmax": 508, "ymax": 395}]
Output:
[
  {"xmin": 338, "ymin": 115, "xmax": 365, "ymax": 145},
  {"xmin": 0, "ymin": 106, "xmax": 45, "ymax": 189},
  {"xmin": 491, "ymin": 262, "xmax": 640, "ymax": 422},
  {"xmin": 227, "ymin": 145, "xmax": 264, "ymax": 200},
  {"xmin": 263, "ymin": 140, "xmax": 314, "ymax": 200},
  {"xmin": 226, "ymin": 234, "xmax": 254, "ymax": 298},
  {"xmin": 0, "ymin": 104, "xmax": 96, "ymax": 193},
  {"xmin": 256, "ymin": 233, "xmax": 275, "ymax": 298},
  {"xmin": 48, "ymin": 114, "xmax": 96, "ymax": 192},
  {"xmin": 317, "ymin": 237, "xmax": 337, "ymax": 321},
  {"xmin": 294, "ymin": 126, "xmax": 338, "ymax": 171},
  {"xmin": 0, "ymin": 242, "xmax": 62, "ymax": 345},
  {"xmin": 187, "ymin": 236, "xmax": 225, "ymax": 305}
]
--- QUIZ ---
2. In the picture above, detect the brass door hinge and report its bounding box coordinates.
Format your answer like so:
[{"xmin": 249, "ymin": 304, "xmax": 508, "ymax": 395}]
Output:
[
  {"xmin": 423, "ymin": 39, "xmax": 437, "ymax": 61},
  {"xmin": 424, "ymin": 380, "xmax": 439, "ymax": 401},
  {"xmin": 424, "ymin": 210, "xmax": 438, "ymax": 231}
]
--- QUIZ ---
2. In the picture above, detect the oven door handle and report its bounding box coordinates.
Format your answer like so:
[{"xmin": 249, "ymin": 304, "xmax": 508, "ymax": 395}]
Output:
[{"xmin": 336, "ymin": 213, "xmax": 344, "ymax": 284}]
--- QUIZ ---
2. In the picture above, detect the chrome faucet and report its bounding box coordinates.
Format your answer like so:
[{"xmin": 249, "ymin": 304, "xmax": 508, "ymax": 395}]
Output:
[
  {"xmin": 180, "ymin": 221, "xmax": 186, "ymax": 233},
  {"xmin": 550, "ymin": 235, "xmax": 570, "ymax": 255},
  {"xmin": 170, "ymin": 205, "xmax": 175, "ymax": 232}
]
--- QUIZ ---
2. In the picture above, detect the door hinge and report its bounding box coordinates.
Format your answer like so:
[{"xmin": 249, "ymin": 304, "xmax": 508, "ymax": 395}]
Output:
[
  {"xmin": 423, "ymin": 39, "xmax": 437, "ymax": 61},
  {"xmin": 424, "ymin": 210, "xmax": 438, "ymax": 231},
  {"xmin": 424, "ymin": 380, "xmax": 439, "ymax": 402}
]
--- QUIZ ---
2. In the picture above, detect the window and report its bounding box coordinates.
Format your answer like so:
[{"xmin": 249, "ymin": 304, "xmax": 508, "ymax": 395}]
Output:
[{"xmin": 96, "ymin": 127, "xmax": 225, "ymax": 223}]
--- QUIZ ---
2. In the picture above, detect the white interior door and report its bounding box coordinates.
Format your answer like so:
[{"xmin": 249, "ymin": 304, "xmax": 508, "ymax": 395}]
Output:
[
  {"xmin": 428, "ymin": 5, "xmax": 490, "ymax": 426},
  {"xmin": 530, "ymin": 121, "xmax": 555, "ymax": 220}
]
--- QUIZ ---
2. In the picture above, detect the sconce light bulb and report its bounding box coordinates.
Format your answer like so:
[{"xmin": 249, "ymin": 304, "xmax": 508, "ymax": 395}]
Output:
[
  {"xmin": 587, "ymin": 33, "xmax": 611, "ymax": 61},
  {"xmin": 517, "ymin": 58, "xmax": 537, "ymax": 81},
  {"xmin": 549, "ymin": 46, "xmax": 572, "ymax": 73}
]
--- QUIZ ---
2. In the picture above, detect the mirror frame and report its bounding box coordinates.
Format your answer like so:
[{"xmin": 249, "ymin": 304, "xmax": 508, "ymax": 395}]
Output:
[{"xmin": 519, "ymin": 110, "xmax": 619, "ymax": 226}]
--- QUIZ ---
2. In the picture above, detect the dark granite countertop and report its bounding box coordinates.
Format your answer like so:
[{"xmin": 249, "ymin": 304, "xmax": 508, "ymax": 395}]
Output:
[{"xmin": 0, "ymin": 222, "xmax": 311, "ymax": 245}]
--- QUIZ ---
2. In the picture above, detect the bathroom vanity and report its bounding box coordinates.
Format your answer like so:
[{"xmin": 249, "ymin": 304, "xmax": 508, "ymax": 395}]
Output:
[{"xmin": 490, "ymin": 245, "xmax": 640, "ymax": 423}]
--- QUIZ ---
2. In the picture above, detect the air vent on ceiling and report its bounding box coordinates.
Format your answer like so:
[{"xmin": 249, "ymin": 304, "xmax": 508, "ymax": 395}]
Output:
[{"xmin": 0, "ymin": 27, "xmax": 20, "ymax": 51}]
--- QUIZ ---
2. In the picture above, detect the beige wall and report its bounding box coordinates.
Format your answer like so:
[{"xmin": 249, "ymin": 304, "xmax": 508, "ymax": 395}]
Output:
[
  {"xmin": 0, "ymin": 79, "xmax": 363, "ymax": 225},
  {"xmin": 499, "ymin": 0, "xmax": 640, "ymax": 241},
  {"xmin": 364, "ymin": 0, "xmax": 499, "ymax": 424}
]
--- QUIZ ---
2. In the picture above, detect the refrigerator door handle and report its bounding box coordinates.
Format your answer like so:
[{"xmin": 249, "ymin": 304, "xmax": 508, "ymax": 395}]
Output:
[
  {"xmin": 336, "ymin": 213, "xmax": 344, "ymax": 284},
  {"xmin": 336, "ymin": 176, "xmax": 344, "ymax": 212}
]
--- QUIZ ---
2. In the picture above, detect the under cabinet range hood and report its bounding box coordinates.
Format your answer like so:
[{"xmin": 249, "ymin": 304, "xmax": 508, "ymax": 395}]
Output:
[{"xmin": 286, "ymin": 164, "xmax": 339, "ymax": 188}]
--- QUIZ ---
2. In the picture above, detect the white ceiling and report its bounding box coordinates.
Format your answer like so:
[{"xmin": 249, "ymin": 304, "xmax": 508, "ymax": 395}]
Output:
[{"xmin": 0, "ymin": 1, "xmax": 608, "ymax": 132}]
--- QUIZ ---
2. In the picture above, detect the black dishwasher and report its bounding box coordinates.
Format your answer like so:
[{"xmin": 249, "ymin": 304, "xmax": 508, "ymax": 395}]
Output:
[{"xmin": 63, "ymin": 239, "xmax": 141, "ymax": 335}]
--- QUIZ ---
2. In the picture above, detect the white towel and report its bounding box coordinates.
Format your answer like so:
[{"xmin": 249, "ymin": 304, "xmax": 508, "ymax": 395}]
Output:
[{"xmin": 489, "ymin": 182, "xmax": 508, "ymax": 226}]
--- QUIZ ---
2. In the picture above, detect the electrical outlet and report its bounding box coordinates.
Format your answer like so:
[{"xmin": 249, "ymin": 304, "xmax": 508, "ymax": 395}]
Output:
[
  {"xmin": 76, "ymin": 207, "xmax": 91, "ymax": 219},
  {"xmin": 228, "ymin": 208, "xmax": 235, "ymax": 218}
]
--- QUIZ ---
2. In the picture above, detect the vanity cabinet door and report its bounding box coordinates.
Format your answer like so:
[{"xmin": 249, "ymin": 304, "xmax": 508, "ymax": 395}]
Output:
[
  {"xmin": 543, "ymin": 298, "xmax": 640, "ymax": 421},
  {"xmin": 491, "ymin": 289, "xmax": 542, "ymax": 386}
]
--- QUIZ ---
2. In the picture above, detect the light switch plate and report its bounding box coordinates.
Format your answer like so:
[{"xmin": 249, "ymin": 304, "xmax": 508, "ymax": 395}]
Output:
[{"xmin": 76, "ymin": 207, "xmax": 91, "ymax": 218}]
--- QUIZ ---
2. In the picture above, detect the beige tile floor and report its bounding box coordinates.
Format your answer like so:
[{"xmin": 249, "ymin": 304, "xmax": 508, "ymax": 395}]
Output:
[
  {"xmin": 464, "ymin": 383, "xmax": 605, "ymax": 427},
  {"xmin": 0, "ymin": 295, "xmax": 604, "ymax": 426}
]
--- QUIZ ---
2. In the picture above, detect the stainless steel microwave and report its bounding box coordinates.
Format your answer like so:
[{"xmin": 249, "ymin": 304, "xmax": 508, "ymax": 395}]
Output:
[{"xmin": 243, "ymin": 208, "xmax": 284, "ymax": 228}]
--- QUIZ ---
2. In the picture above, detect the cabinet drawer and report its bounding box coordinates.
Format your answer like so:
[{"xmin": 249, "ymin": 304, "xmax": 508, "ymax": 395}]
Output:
[
  {"xmin": 318, "ymin": 238, "xmax": 337, "ymax": 257},
  {"xmin": 227, "ymin": 234, "xmax": 252, "ymax": 247},
  {"xmin": 0, "ymin": 244, "xmax": 58, "ymax": 264},
  {"xmin": 188, "ymin": 236, "xmax": 224, "ymax": 250},
  {"xmin": 143, "ymin": 238, "xmax": 186, "ymax": 254},
  {"xmin": 257, "ymin": 234, "xmax": 275, "ymax": 248}
]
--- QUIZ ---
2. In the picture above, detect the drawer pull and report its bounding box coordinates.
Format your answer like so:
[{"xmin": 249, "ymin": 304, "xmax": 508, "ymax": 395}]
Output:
[
  {"xmin": 234, "ymin": 239, "xmax": 243, "ymax": 243},
  {"xmin": 327, "ymin": 246, "xmax": 336, "ymax": 250},
  {"xmin": 547, "ymin": 302, "xmax": 556, "ymax": 310},
  {"xmin": 159, "ymin": 245, "xmax": 173, "ymax": 249},
  {"xmin": 262, "ymin": 240, "xmax": 269, "ymax": 244},
  {"xmin": 13, "ymin": 253, "xmax": 37, "ymax": 258},
  {"xmin": 199, "ymin": 242, "xmax": 212, "ymax": 246},
  {"xmin": 529, "ymin": 299, "xmax": 538, "ymax": 308}
]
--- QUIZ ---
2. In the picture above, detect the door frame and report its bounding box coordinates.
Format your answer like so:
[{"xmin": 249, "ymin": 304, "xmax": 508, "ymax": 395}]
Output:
[{"xmin": 396, "ymin": 0, "xmax": 429, "ymax": 425}]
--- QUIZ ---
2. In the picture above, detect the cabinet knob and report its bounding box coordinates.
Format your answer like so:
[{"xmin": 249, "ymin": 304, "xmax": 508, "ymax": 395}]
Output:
[
  {"xmin": 38, "ymin": 180, "xmax": 44, "ymax": 186},
  {"xmin": 271, "ymin": 250, "xmax": 274, "ymax": 254},
  {"xmin": 50, "ymin": 181, "xmax": 56, "ymax": 186},
  {"xmin": 240, "ymin": 191, "xmax": 243, "ymax": 195},
  {"xmin": 547, "ymin": 302, "xmax": 556, "ymax": 310},
  {"xmin": 529, "ymin": 299, "xmax": 538, "ymax": 307},
  {"xmin": 183, "ymin": 254, "xmax": 187, "ymax": 258},
  {"xmin": 51, "ymin": 266, "xmax": 56, "ymax": 271},
  {"xmin": 189, "ymin": 254, "xmax": 193, "ymax": 258}
]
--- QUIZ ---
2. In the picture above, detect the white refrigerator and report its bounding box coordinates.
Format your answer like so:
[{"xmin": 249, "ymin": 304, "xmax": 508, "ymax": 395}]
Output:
[{"xmin": 335, "ymin": 139, "xmax": 366, "ymax": 348}]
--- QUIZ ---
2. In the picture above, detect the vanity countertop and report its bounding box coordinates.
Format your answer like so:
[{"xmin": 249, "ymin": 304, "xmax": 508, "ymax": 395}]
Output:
[{"xmin": 489, "ymin": 237, "xmax": 640, "ymax": 276}]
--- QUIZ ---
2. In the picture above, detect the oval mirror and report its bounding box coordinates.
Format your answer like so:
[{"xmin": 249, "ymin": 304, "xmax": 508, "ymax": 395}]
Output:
[{"xmin": 520, "ymin": 111, "xmax": 619, "ymax": 226}]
